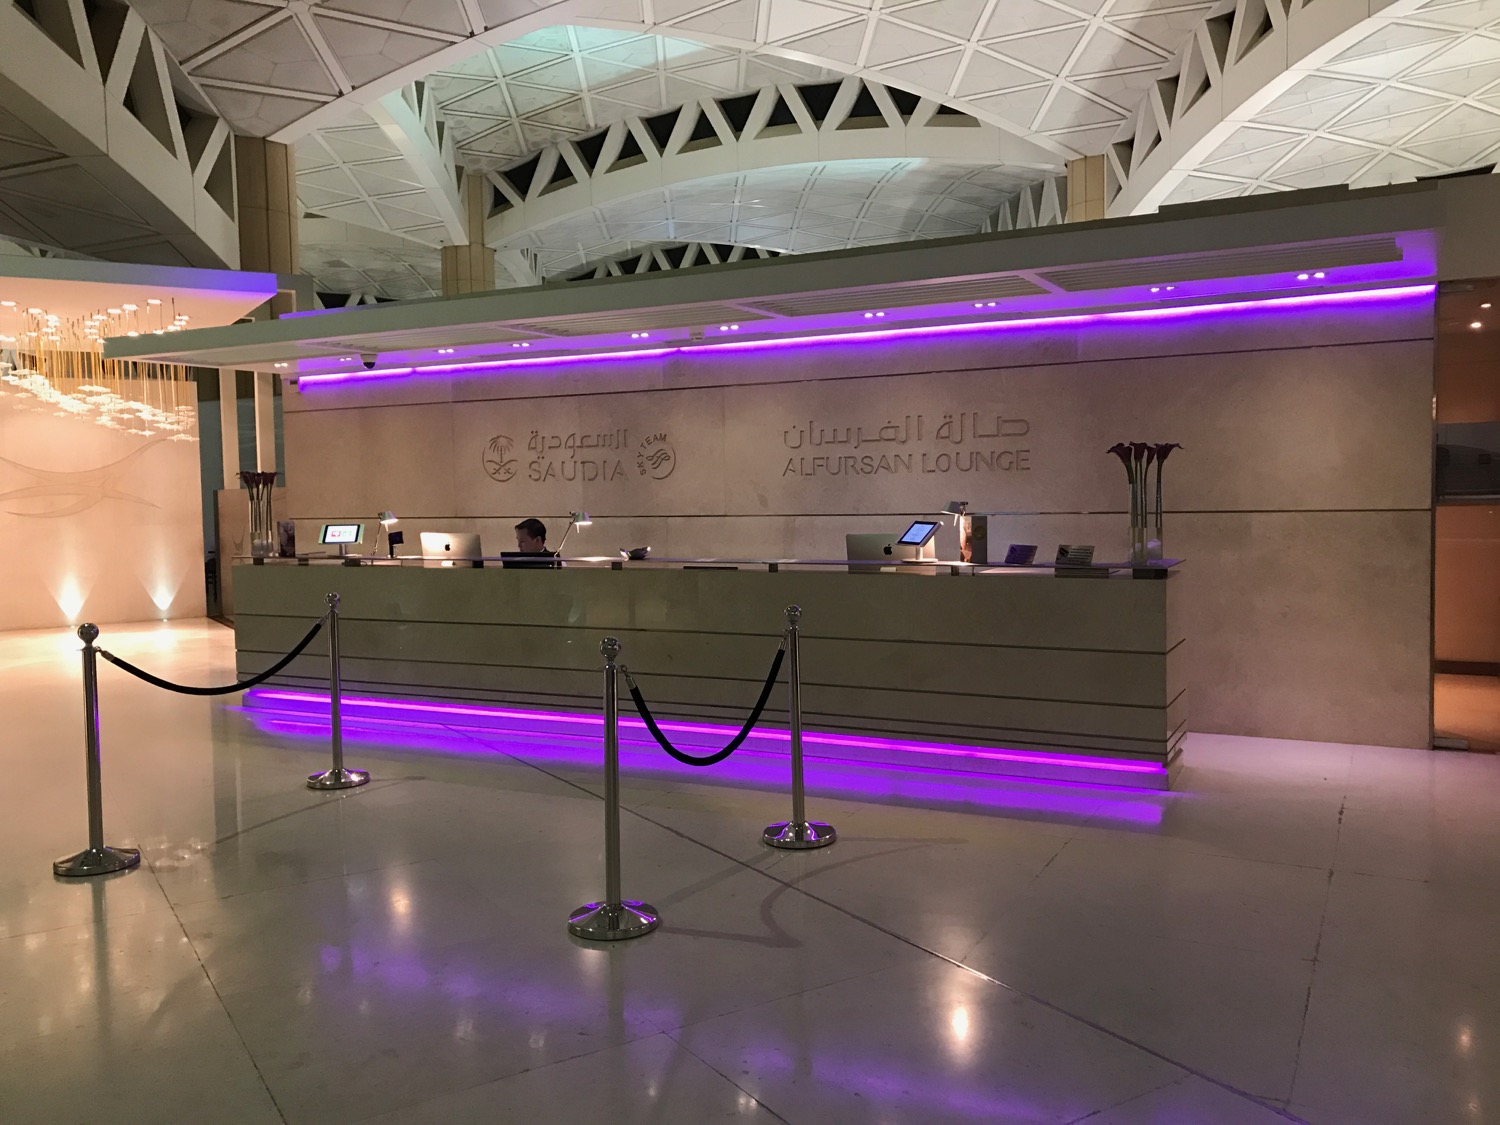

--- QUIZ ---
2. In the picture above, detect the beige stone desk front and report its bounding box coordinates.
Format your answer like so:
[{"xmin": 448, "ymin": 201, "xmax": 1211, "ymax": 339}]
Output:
[{"xmin": 235, "ymin": 562, "xmax": 1184, "ymax": 788}]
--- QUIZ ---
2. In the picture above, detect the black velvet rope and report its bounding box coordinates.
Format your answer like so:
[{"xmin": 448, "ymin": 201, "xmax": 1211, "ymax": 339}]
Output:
[
  {"xmin": 625, "ymin": 644, "xmax": 785, "ymax": 767},
  {"xmin": 98, "ymin": 615, "xmax": 326, "ymax": 696}
]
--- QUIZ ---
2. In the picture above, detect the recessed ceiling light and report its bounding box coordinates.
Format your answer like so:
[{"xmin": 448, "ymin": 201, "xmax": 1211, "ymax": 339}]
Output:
[
  {"xmin": 0, "ymin": 300, "xmax": 13, "ymax": 307},
  {"xmin": 1471, "ymin": 321, "xmax": 1484, "ymax": 330},
  {"xmin": 125, "ymin": 331, "xmax": 139, "ymax": 337},
  {"xmin": 1313, "ymin": 271, "xmax": 1326, "ymax": 279},
  {"xmin": 511, "ymin": 342, "xmax": 530, "ymax": 348},
  {"xmin": 1483, "ymin": 302, "xmax": 1493, "ymax": 309},
  {"xmin": 121, "ymin": 303, "xmax": 137, "ymax": 311},
  {"xmin": 437, "ymin": 347, "xmax": 455, "ymax": 354},
  {"xmin": 862, "ymin": 311, "xmax": 885, "ymax": 318},
  {"xmin": 107, "ymin": 307, "xmax": 121, "ymax": 314},
  {"xmin": 146, "ymin": 298, "xmax": 162, "ymax": 306},
  {"xmin": 1296, "ymin": 273, "xmax": 1309, "ymax": 281},
  {"xmin": 273, "ymin": 362, "xmax": 288, "ymax": 368}
]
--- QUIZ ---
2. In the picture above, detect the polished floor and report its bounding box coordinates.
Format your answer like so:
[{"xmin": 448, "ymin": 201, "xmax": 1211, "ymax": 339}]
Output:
[{"xmin": 2, "ymin": 620, "xmax": 1497, "ymax": 1124}]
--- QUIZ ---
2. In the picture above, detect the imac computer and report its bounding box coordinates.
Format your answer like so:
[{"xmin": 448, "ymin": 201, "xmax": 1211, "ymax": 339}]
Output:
[{"xmin": 419, "ymin": 531, "xmax": 483, "ymax": 568}]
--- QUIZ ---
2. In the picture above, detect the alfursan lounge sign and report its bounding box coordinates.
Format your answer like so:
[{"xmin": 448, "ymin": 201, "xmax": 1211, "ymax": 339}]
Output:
[{"xmin": 781, "ymin": 412, "xmax": 1032, "ymax": 477}]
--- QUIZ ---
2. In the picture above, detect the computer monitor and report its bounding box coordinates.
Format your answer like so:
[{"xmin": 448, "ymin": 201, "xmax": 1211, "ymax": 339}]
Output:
[
  {"xmin": 500, "ymin": 551, "xmax": 559, "ymax": 569},
  {"xmin": 320, "ymin": 523, "xmax": 362, "ymax": 546},
  {"xmin": 420, "ymin": 531, "xmax": 483, "ymax": 568},
  {"xmin": 845, "ymin": 533, "xmax": 922, "ymax": 573},
  {"xmin": 897, "ymin": 520, "xmax": 941, "ymax": 548}
]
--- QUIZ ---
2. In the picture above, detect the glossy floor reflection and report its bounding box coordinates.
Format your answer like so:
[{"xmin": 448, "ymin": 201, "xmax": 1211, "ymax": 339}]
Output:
[{"xmin": 2, "ymin": 620, "xmax": 1496, "ymax": 1124}]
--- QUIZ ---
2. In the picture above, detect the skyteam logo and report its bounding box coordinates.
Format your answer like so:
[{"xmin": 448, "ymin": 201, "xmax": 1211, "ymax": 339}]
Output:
[{"xmin": 635, "ymin": 433, "xmax": 675, "ymax": 480}]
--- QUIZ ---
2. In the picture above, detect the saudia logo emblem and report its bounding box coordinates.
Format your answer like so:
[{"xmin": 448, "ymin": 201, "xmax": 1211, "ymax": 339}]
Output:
[
  {"xmin": 482, "ymin": 435, "xmax": 518, "ymax": 482},
  {"xmin": 636, "ymin": 433, "xmax": 675, "ymax": 480}
]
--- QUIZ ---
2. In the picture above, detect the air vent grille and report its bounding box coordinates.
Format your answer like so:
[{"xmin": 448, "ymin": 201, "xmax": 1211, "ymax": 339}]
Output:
[
  {"xmin": 1038, "ymin": 237, "xmax": 1403, "ymax": 291},
  {"xmin": 326, "ymin": 324, "xmax": 543, "ymax": 350},
  {"xmin": 512, "ymin": 305, "xmax": 767, "ymax": 337},
  {"xmin": 741, "ymin": 274, "xmax": 1045, "ymax": 318}
]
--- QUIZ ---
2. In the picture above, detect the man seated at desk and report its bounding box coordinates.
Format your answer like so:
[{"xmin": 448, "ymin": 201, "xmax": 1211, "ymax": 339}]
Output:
[{"xmin": 505, "ymin": 517, "xmax": 558, "ymax": 568}]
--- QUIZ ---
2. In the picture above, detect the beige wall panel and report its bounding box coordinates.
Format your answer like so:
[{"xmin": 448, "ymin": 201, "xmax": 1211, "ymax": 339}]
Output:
[{"xmin": 0, "ymin": 394, "xmax": 205, "ymax": 630}]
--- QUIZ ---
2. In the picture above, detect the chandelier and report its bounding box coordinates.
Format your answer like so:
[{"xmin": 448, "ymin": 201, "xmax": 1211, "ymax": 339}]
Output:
[{"xmin": 0, "ymin": 300, "xmax": 197, "ymax": 439}]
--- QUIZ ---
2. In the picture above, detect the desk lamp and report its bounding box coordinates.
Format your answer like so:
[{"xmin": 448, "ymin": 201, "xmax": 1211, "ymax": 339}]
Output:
[
  {"xmin": 373, "ymin": 511, "xmax": 398, "ymax": 556},
  {"xmin": 554, "ymin": 511, "xmax": 591, "ymax": 556}
]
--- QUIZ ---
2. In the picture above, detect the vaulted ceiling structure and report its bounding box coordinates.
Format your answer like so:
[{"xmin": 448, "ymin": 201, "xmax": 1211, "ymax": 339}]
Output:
[{"xmin": 4, "ymin": 0, "xmax": 1492, "ymax": 299}]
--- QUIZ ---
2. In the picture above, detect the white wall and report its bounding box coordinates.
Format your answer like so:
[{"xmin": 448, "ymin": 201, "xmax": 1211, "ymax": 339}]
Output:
[
  {"xmin": 0, "ymin": 387, "xmax": 206, "ymax": 630},
  {"xmin": 283, "ymin": 293, "xmax": 1435, "ymax": 747}
]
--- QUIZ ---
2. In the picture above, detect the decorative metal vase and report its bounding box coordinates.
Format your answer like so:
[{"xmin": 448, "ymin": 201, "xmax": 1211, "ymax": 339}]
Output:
[
  {"xmin": 1108, "ymin": 442, "xmax": 1180, "ymax": 566},
  {"xmin": 240, "ymin": 471, "xmax": 278, "ymax": 558}
]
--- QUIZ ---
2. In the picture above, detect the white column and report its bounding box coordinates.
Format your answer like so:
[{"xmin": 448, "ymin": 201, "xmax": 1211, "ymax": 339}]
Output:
[
  {"xmin": 218, "ymin": 368, "xmax": 240, "ymax": 486},
  {"xmin": 253, "ymin": 371, "xmax": 277, "ymax": 473}
]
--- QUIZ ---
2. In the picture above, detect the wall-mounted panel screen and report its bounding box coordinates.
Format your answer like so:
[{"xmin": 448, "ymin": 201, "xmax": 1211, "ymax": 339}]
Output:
[
  {"xmin": 320, "ymin": 523, "xmax": 362, "ymax": 545},
  {"xmin": 897, "ymin": 520, "xmax": 940, "ymax": 547}
]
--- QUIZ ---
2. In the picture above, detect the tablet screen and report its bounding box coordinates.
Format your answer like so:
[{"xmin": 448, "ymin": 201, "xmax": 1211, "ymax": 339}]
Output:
[
  {"xmin": 897, "ymin": 520, "xmax": 940, "ymax": 546},
  {"xmin": 320, "ymin": 523, "xmax": 361, "ymax": 545}
]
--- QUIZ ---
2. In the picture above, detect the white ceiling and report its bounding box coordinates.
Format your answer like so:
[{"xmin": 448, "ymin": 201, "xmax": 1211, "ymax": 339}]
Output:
[
  {"xmin": 1163, "ymin": 0, "xmax": 1500, "ymax": 206},
  {"xmin": 506, "ymin": 159, "xmax": 1039, "ymax": 276},
  {"xmin": 131, "ymin": 0, "xmax": 1216, "ymax": 154},
  {"xmin": 428, "ymin": 26, "xmax": 839, "ymax": 169}
]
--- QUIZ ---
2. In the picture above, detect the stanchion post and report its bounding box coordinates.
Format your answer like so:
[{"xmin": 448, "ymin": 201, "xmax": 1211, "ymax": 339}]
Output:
[
  {"xmin": 763, "ymin": 605, "xmax": 837, "ymax": 849},
  {"xmin": 53, "ymin": 624, "xmax": 141, "ymax": 877},
  {"xmin": 307, "ymin": 592, "xmax": 370, "ymax": 791},
  {"xmin": 568, "ymin": 637, "xmax": 659, "ymax": 941}
]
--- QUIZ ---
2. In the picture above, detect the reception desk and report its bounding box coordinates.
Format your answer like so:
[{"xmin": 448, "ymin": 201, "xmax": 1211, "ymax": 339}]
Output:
[{"xmin": 235, "ymin": 559, "xmax": 1185, "ymax": 789}]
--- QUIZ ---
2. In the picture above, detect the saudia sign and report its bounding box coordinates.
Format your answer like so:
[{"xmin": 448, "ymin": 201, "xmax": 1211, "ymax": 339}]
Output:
[{"xmin": 483, "ymin": 429, "xmax": 676, "ymax": 484}]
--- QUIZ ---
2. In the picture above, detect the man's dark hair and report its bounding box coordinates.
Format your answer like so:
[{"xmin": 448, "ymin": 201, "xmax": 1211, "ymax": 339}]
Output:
[{"xmin": 514, "ymin": 517, "xmax": 547, "ymax": 542}]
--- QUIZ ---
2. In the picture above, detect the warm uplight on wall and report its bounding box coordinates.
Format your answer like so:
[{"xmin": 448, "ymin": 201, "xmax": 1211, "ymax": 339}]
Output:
[{"xmin": 54, "ymin": 576, "xmax": 86, "ymax": 622}]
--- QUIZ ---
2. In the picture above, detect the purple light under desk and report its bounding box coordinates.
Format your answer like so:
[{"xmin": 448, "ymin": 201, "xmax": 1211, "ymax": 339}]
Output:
[{"xmin": 241, "ymin": 688, "xmax": 1174, "ymax": 814}]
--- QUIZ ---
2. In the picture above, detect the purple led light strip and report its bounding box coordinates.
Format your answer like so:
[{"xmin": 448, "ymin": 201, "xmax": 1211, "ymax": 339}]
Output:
[
  {"xmin": 295, "ymin": 283, "xmax": 1435, "ymax": 388},
  {"xmin": 247, "ymin": 688, "xmax": 1166, "ymax": 775}
]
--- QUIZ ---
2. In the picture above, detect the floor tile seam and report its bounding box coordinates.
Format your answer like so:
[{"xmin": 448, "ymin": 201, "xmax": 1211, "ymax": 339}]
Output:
[
  {"xmin": 621, "ymin": 801, "xmax": 1315, "ymax": 1125},
  {"xmin": 646, "ymin": 963, "xmax": 895, "ymax": 1038},
  {"xmin": 162, "ymin": 853, "xmax": 440, "ymax": 910},
  {"xmin": 1288, "ymin": 813, "xmax": 1344, "ymax": 1103},
  {"xmin": 661, "ymin": 1028, "xmax": 796, "ymax": 1125},
  {"xmin": 0, "ymin": 899, "xmax": 180, "ymax": 943},
  {"xmin": 337, "ymin": 1028, "xmax": 672, "ymax": 1125},
  {"xmin": 146, "ymin": 855, "xmax": 292, "ymax": 1125},
  {"xmin": 1064, "ymin": 1074, "xmax": 1188, "ymax": 1123}
]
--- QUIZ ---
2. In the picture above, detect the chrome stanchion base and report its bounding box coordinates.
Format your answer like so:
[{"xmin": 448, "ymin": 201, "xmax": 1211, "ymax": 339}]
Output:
[
  {"xmin": 762, "ymin": 820, "xmax": 837, "ymax": 850},
  {"xmin": 53, "ymin": 845, "xmax": 141, "ymax": 878},
  {"xmin": 567, "ymin": 900, "xmax": 660, "ymax": 941},
  {"xmin": 306, "ymin": 767, "xmax": 370, "ymax": 790}
]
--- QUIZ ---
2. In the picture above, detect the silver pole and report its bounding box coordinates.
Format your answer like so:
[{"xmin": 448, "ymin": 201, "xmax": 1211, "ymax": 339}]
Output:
[
  {"xmin": 329, "ymin": 592, "xmax": 344, "ymax": 772},
  {"xmin": 788, "ymin": 606, "xmax": 806, "ymax": 827},
  {"xmin": 603, "ymin": 636, "xmax": 622, "ymax": 908},
  {"xmin": 307, "ymin": 593, "xmax": 370, "ymax": 790},
  {"xmin": 53, "ymin": 624, "xmax": 141, "ymax": 876},
  {"xmin": 763, "ymin": 605, "xmax": 836, "ymax": 849},
  {"xmin": 568, "ymin": 637, "xmax": 659, "ymax": 941}
]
